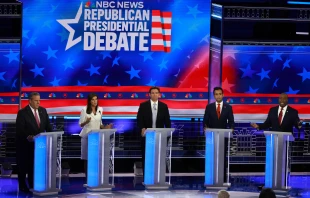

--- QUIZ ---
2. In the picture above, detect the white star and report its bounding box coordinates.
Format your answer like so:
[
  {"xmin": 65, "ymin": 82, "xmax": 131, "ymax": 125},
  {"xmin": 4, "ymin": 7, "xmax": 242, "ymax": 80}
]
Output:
[{"xmin": 56, "ymin": 3, "xmax": 82, "ymax": 50}]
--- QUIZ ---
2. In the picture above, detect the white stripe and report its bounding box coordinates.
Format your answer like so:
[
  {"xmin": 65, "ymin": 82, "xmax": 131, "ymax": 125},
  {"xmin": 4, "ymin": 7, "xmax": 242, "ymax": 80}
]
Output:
[
  {"xmin": 162, "ymin": 18, "xmax": 172, "ymax": 24},
  {"xmin": 0, "ymin": 114, "xmax": 17, "ymax": 120},
  {"xmin": 152, "ymin": 16, "xmax": 172, "ymax": 24},
  {"xmin": 151, "ymin": 39, "xmax": 164, "ymax": 45},
  {"xmin": 152, "ymin": 16, "xmax": 161, "ymax": 22},
  {"xmin": 162, "ymin": 29, "xmax": 171, "ymax": 35},
  {"xmin": 152, "ymin": 28, "xmax": 171, "ymax": 35}
]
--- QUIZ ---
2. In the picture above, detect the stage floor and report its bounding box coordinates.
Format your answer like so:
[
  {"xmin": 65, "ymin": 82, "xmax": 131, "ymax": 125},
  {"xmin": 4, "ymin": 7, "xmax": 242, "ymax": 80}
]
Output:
[{"xmin": 0, "ymin": 174, "xmax": 309, "ymax": 197}]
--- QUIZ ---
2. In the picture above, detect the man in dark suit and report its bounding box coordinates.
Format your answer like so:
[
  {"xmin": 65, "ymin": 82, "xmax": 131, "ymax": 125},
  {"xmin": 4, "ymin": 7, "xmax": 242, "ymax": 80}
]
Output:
[
  {"xmin": 137, "ymin": 86, "xmax": 171, "ymax": 175},
  {"xmin": 203, "ymin": 87, "xmax": 234, "ymax": 183},
  {"xmin": 16, "ymin": 92, "xmax": 52, "ymax": 192},
  {"xmin": 251, "ymin": 93, "xmax": 301, "ymax": 132}
]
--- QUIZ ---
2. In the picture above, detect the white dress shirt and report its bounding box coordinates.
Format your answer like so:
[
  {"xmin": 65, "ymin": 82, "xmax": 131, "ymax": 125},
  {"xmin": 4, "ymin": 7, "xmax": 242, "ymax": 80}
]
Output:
[
  {"xmin": 278, "ymin": 105, "xmax": 288, "ymax": 123},
  {"xmin": 29, "ymin": 105, "xmax": 40, "ymax": 123},
  {"xmin": 215, "ymin": 101, "xmax": 223, "ymax": 113},
  {"xmin": 79, "ymin": 106, "xmax": 103, "ymax": 137},
  {"xmin": 151, "ymin": 100, "xmax": 158, "ymax": 128}
]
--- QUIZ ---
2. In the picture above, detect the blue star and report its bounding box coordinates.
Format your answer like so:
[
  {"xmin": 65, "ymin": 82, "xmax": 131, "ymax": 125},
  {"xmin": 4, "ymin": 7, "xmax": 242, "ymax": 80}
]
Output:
[
  {"xmin": 63, "ymin": 58, "xmax": 74, "ymax": 70},
  {"xmin": 4, "ymin": 49, "xmax": 19, "ymax": 63},
  {"xmin": 43, "ymin": 46, "xmax": 58, "ymax": 60},
  {"xmin": 190, "ymin": 23, "xmax": 199, "ymax": 31},
  {"xmin": 22, "ymin": 29, "xmax": 30, "ymax": 39},
  {"xmin": 85, "ymin": 64, "xmax": 100, "ymax": 76},
  {"xmin": 57, "ymin": 29, "xmax": 68, "ymax": 42},
  {"xmin": 282, "ymin": 59, "xmax": 291, "ymax": 70},
  {"xmin": 11, "ymin": 79, "xmax": 17, "ymax": 89},
  {"xmin": 146, "ymin": 78, "xmax": 157, "ymax": 86},
  {"xmin": 298, "ymin": 67, "xmax": 310, "ymax": 82},
  {"xmin": 172, "ymin": 41, "xmax": 182, "ymax": 51},
  {"xmin": 273, "ymin": 78, "xmax": 279, "ymax": 88},
  {"xmin": 49, "ymin": 4, "xmax": 58, "ymax": 13},
  {"xmin": 22, "ymin": 82, "xmax": 32, "ymax": 87},
  {"xmin": 239, "ymin": 64, "xmax": 256, "ymax": 78},
  {"xmin": 30, "ymin": 64, "xmax": 44, "ymax": 78},
  {"xmin": 269, "ymin": 50, "xmax": 283, "ymax": 63},
  {"xmin": 43, "ymin": 20, "xmax": 53, "ymax": 29},
  {"xmin": 200, "ymin": 34, "xmax": 209, "ymax": 43},
  {"xmin": 126, "ymin": 66, "xmax": 141, "ymax": 80},
  {"xmin": 112, "ymin": 56, "xmax": 120, "ymax": 67},
  {"xmin": 0, "ymin": 72, "xmax": 6, "ymax": 81},
  {"xmin": 187, "ymin": 4, "xmax": 203, "ymax": 18},
  {"xmin": 256, "ymin": 68, "xmax": 271, "ymax": 81},
  {"xmin": 26, "ymin": 36, "xmax": 37, "ymax": 48},
  {"xmin": 174, "ymin": 68, "xmax": 180, "ymax": 77},
  {"xmin": 158, "ymin": 59, "xmax": 168, "ymax": 71},
  {"xmin": 245, "ymin": 86, "xmax": 259, "ymax": 93},
  {"xmin": 139, "ymin": 52, "xmax": 154, "ymax": 62},
  {"xmin": 286, "ymin": 86, "xmax": 299, "ymax": 94},
  {"xmin": 77, "ymin": 80, "xmax": 88, "ymax": 86},
  {"xmin": 100, "ymin": 51, "xmax": 112, "ymax": 60},
  {"xmin": 50, "ymin": 77, "xmax": 61, "ymax": 86},
  {"xmin": 103, "ymin": 75, "xmax": 109, "ymax": 84}
]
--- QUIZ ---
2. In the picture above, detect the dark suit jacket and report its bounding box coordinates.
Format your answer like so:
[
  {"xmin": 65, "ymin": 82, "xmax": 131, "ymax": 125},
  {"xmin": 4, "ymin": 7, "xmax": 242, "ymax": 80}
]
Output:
[
  {"xmin": 258, "ymin": 106, "xmax": 300, "ymax": 132},
  {"xmin": 203, "ymin": 102, "xmax": 235, "ymax": 129},
  {"xmin": 137, "ymin": 100, "xmax": 171, "ymax": 129}
]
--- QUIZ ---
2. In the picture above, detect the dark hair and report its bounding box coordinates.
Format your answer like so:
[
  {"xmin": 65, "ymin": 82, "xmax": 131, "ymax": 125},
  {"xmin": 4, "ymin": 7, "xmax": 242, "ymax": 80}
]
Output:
[
  {"xmin": 149, "ymin": 86, "xmax": 160, "ymax": 93},
  {"xmin": 213, "ymin": 87, "xmax": 223, "ymax": 95},
  {"xmin": 259, "ymin": 188, "xmax": 276, "ymax": 198},
  {"xmin": 86, "ymin": 93, "xmax": 98, "ymax": 114},
  {"xmin": 29, "ymin": 92, "xmax": 40, "ymax": 100}
]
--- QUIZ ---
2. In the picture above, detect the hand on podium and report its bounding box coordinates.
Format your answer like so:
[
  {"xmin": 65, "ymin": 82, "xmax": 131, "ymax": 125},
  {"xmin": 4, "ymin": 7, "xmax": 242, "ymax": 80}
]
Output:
[
  {"xmin": 27, "ymin": 135, "xmax": 34, "ymax": 142},
  {"xmin": 251, "ymin": 123, "xmax": 259, "ymax": 130},
  {"xmin": 141, "ymin": 128, "xmax": 146, "ymax": 137},
  {"xmin": 100, "ymin": 123, "xmax": 114, "ymax": 129}
]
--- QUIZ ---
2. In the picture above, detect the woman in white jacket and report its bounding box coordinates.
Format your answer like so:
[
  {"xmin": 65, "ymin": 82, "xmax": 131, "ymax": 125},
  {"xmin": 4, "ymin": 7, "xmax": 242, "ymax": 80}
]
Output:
[{"xmin": 79, "ymin": 93, "xmax": 112, "ymax": 178}]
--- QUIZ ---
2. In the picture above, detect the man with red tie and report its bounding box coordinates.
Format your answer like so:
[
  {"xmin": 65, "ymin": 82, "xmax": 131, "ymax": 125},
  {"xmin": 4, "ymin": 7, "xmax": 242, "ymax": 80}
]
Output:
[
  {"xmin": 251, "ymin": 93, "xmax": 301, "ymax": 132},
  {"xmin": 15, "ymin": 92, "xmax": 52, "ymax": 193}
]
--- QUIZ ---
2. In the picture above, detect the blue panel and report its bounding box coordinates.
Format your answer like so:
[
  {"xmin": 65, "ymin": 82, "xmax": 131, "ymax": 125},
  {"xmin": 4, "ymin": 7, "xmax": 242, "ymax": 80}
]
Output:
[
  {"xmin": 265, "ymin": 134, "xmax": 274, "ymax": 188},
  {"xmin": 34, "ymin": 136, "xmax": 47, "ymax": 191},
  {"xmin": 205, "ymin": 132, "xmax": 214, "ymax": 185},
  {"xmin": 88, "ymin": 133, "xmax": 99, "ymax": 187},
  {"xmin": 287, "ymin": 1, "xmax": 310, "ymax": 5},
  {"xmin": 144, "ymin": 132, "xmax": 156, "ymax": 185}
]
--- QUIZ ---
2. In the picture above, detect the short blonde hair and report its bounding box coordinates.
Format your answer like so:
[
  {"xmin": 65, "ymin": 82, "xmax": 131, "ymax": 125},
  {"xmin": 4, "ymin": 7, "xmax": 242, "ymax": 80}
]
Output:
[{"xmin": 218, "ymin": 190, "xmax": 230, "ymax": 198}]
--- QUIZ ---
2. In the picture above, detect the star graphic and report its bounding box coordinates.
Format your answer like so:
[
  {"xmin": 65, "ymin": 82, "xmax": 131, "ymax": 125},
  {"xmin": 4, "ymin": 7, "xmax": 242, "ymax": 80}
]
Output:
[
  {"xmin": 158, "ymin": 59, "xmax": 168, "ymax": 71},
  {"xmin": 85, "ymin": 64, "xmax": 100, "ymax": 76},
  {"xmin": 298, "ymin": 67, "xmax": 310, "ymax": 82},
  {"xmin": 286, "ymin": 86, "xmax": 299, "ymax": 94},
  {"xmin": 190, "ymin": 23, "xmax": 199, "ymax": 31},
  {"xmin": 57, "ymin": 29, "xmax": 69, "ymax": 42},
  {"xmin": 272, "ymin": 78, "xmax": 279, "ymax": 88},
  {"xmin": 146, "ymin": 78, "xmax": 157, "ymax": 86},
  {"xmin": 22, "ymin": 82, "xmax": 32, "ymax": 87},
  {"xmin": 43, "ymin": 20, "xmax": 53, "ymax": 29},
  {"xmin": 11, "ymin": 79, "xmax": 17, "ymax": 89},
  {"xmin": 103, "ymin": 75, "xmax": 109, "ymax": 84},
  {"xmin": 245, "ymin": 86, "xmax": 259, "ymax": 93},
  {"xmin": 112, "ymin": 56, "xmax": 120, "ymax": 67},
  {"xmin": 126, "ymin": 66, "xmax": 141, "ymax": 80},
  {"xmin": 222, "ymin": 78, "xmax": 234, "ymax": 93},
  {"xmin": 63, "ymin": 58, "xmax": 74, "ymax": 70},
  {"xmin": 187, "ymin": 4, "xmax": 203, "ymax": 18},
  {"xmin": 139, "ymin": 52, "xmax": 154, "ymax": 62},
  {"xmin": 239, "ymin": 64, "xmax": 256, "ymax": 78},
  {"xmin": 30, "ymin": 64, "xmax": 44, "ymax": 78},
  {"xmin": 57, "ymin": 3, "xmax": 83, "ymax": 50},
  {"xmin": 43, "ymin": 46, "xmax": 58, "ymax": 60},
  {"xmin": 26, "ymin": 36, "xmax": 37, "ymax": 48},
  {"xmin": 204, "ymin": 77, "xmax": 208, "ymax": 87},
  {"xmin": 172, "ymin": 41, "xmax": 182, "ymax": 51},
  {"xmin": 282, "ymin": 59, "xmax": 292, "ymax": 70},
  {"xmin": 223, "ymin": 49, "xmax": 238, "ymax": 60},
  {"xmin": 77, "ymin": 80, "xmax": 88, "ymax": 86},
  {"xmin": 0, "ymin": 72, "xmax": 6, "ymax": 81},
  {"xmin": 200, "ymin": 34, "xmax": 209, "ymax": 43},
  {"xmin": 256, "ymin": 68, "xmax": 271, "ymax": 81},
  {"xmin": 269, "ymin": 50, "xmax": 283, "ymax": 63},
  {"xmin": 4, "ymin": 49, "xmax": 19, "ymax": 63},
  {"xmin": 49, "ymin": 4, "xmax": 59, "ymax": 13},
  {"xmin": 174, "ymin": 68, "xmax": 180, "ymax": 77},
  {"xmin": 50, "ymin": 77, "xmax": 61, "ymax": 86},
  {"xmin": 100, "ymin": 51, "xmax": 112, "ymax": 60},
  {"xmin": 22, "ymin": 29, "xmax": 30, "ymax": 39}
]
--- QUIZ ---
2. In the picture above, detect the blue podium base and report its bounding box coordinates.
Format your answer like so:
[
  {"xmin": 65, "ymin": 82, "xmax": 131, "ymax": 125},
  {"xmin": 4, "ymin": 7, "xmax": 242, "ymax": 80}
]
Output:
[
  {"xmin": 143, "ymin": 183, "xmax": 171, "ymax": 190},
  {"xmin": 83, "ymin": 184, "xmax": 114, "ymax": 191},
  {"xmin": 30, "ymin": 188, "xmax": 61, "ymax": 196}
]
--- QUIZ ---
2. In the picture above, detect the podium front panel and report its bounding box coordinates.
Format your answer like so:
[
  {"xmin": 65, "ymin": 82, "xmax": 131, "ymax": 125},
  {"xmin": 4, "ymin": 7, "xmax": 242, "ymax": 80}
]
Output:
[
  {"xmin": 144, "ymin": 132, "xmax": 156, "ymax": 185},
  {"xmin": 88, "ymin": 133, "xmax": 100, "ymax": 187},
  {"xmin": 265, "ymin": 134, "xmax": 274, "ymax": 188},
  {"xmin": 205, "ymin": 132, "xmax": 214, "ymax": 185},
  {"xmin": 34, "ymin": 135, "xmax": 47, "ymax": 191}
]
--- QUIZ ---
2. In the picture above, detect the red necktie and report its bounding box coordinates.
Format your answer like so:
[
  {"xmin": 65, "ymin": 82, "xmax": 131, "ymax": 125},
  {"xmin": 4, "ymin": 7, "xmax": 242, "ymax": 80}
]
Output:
[
  {"xmin": 217, "ymin": 103, "xmax": 221, "ymax": 119},
  {"xmin": 34, "ymin": 110, "xmax": 40, "ymax": 128},
  {"xmin": 278, "ymin": 107, "xmax": 283, "ymax": 125}
]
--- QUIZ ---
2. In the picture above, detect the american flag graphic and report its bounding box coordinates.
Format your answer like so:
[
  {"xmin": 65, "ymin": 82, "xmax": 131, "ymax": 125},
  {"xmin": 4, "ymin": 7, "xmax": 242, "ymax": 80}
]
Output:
[{"xmin": 151, "ymin": 10, "xmax": 172, "ymax": 52}]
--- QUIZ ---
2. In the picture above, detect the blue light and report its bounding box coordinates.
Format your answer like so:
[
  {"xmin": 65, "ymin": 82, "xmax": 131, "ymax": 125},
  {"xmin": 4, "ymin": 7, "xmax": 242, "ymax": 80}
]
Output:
[
  {"xmin": 265, "ymin": 134, "xmax": 274, "ymax": 188},
  {"xmin": 34, "ymin": 136, "xmax": 47, "ymax": 191},
  {"xmin": 205, "ymin": 132, "xmax": 214, "ymax": 185},
  {"xmin": 287, "ymin": 1, "xmax": 310, "ymax": 5},
  {"xmin": 144, "ymin": 132, "xmax": 155, "ymax": 185},
  {"xmin": 88, "ymin": 133, "xmax": 99, "ymax": 187}
]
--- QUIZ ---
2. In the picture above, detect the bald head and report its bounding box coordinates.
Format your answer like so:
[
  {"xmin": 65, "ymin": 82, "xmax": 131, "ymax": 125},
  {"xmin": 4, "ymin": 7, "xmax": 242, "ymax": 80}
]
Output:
[{"xmin": 279, "ymin": 93, "xmax": 288, "ymax": 107}]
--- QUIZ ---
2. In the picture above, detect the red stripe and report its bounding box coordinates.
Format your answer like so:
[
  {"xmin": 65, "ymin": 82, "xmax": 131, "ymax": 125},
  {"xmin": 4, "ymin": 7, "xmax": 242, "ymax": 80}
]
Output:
[
  {"xmin": 151, "ymin": 22, "xmax": 172, "ymax": 29},
  {"xmin": 163, "ymin": 35, "xmax": 171, "ymax": 41},
  {"xmin": 151, "ymin": 33, "xmax": 163, "ymax": 39},
  {"xmin": 225, "ymin": 93, "xmax": 310, "ymax": 97},
  {"xmin": 161, "ymin": 12, "xmax": 172, "ymax": 17},
  {"xmin": 232, "ymin": 104, "xmax": 310, "ymax": 114},
  {"xmin": 21, "ymin": 86, "xmax": 209, "ymax": 92},
  {"xmin": 0, "ymin": 105, "xmax": 19, "ymax": 113},
  {"xmin": 164, "ymin": 47, "xmax": 171, "ymax": 52},
  {"xmin": 151, "ymin": 45, "xmax": 164, "ymax": 51},
  {"xmin": 152, "ymin": 10, "xmax": 160, "ymax": 16},
  {"xmin": 0, "ymin": 92, "xmax": 19, "ymax": 96}
]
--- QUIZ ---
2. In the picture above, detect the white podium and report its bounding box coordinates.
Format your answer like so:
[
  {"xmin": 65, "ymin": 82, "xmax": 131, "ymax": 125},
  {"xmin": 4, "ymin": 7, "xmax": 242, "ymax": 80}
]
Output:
[
  {"xmin": 204, "ymin": 128, "xmax": 233, "ymax": 190},
  {"xmin": 32, "ymin": 131, "xmax": 64, "ymax": 196},
  {"xmin": 143, "ymin": 128, "xmax": 175, "ymax": 190},
  {"xmin": 84, "ymin": 129, "xmax": 117, "ymax": 191}
]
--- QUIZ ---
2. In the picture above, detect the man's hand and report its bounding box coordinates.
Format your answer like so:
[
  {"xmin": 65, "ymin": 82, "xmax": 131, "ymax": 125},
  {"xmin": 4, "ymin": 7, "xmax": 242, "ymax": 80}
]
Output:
[
  {"xmin": 27, "ymin": 135, "xmax": 34, "ymax": 142},
  {"xmin": 203, "ymin": 126, "xmax": 208, "ymax": 132},
  {"xmin": 141, "ymin": 128, "xmax": 146, "ymax": 137},
  {"xmin": 251, "ymin": 123, "xmax": 259, "ymax": 129}
]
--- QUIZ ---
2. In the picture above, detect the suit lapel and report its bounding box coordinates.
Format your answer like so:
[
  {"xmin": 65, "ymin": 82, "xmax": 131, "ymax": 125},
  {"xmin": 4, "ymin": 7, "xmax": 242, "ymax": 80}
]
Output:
[
  {"xmin": 220, "ymin": 103, "xmax": 227, "ymax": 119},
  {"xmin": 38, "ymin": 108, "xmax": 44, "ymax": 130},
  {"xmin": 26, "ymin": 105, "xmax": 39, "ymax": 129},
  {"xmin": 281, "ymin": 106, "xmax": 289, "ymax": 126}
]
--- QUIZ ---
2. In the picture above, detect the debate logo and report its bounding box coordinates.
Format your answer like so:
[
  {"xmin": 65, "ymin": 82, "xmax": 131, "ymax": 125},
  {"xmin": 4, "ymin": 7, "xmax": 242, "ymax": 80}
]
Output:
[
  {"xmin": 131, "ymin": 93, "xmax": 138, "ymax": 98},
  {"xmin": 104, "ymin": 93, "xmax": 111, "ymax": 98},
  {"xmin": 57, "ymin": 1, "xmax": 172, "ymax": 52}
]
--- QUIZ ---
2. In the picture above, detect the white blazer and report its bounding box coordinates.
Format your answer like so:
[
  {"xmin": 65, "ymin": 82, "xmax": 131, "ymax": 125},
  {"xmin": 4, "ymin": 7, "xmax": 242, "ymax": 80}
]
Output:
[{"xmin": 79, "ymin": 106, "xmax": 103, "ymax": 138}]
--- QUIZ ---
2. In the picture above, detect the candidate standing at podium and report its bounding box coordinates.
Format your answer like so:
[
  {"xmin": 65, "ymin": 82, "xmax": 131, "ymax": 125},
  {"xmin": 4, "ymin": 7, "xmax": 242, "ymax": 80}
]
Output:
[
  {"xmin": 16, "ymin": 92, "xmax": 52, "ymax": 192},
  {"xmin": 79, "ymin": 93, "xmax": 112, "ymax": 179},
  {"xmin": 137, "ymin": 86, "xmax": 171, "ymax": 175},
  {"xmin": 203, "ymin": 87, "xmax": 234, "ymax": 182}
]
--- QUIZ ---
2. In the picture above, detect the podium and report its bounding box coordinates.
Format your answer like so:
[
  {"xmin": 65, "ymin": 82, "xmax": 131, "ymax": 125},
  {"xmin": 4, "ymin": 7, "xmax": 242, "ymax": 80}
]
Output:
[
  {"xmin": 32, "ymin": 131, "xmax": 64, "ymax": 196},
  {"xmin": 84, "ymin": 129, "xmax": 117, "ymax": 191},
  {"xmin": 264, "ymin": 131, "xmax": 294, "ymax": 193},
  {"xmin": 143, "ymin": 128, "xmax": 175, "ymax": 190},
  {"xmin": 204, "ymin": 128, "xmax": 233, "ymax": 190}
]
